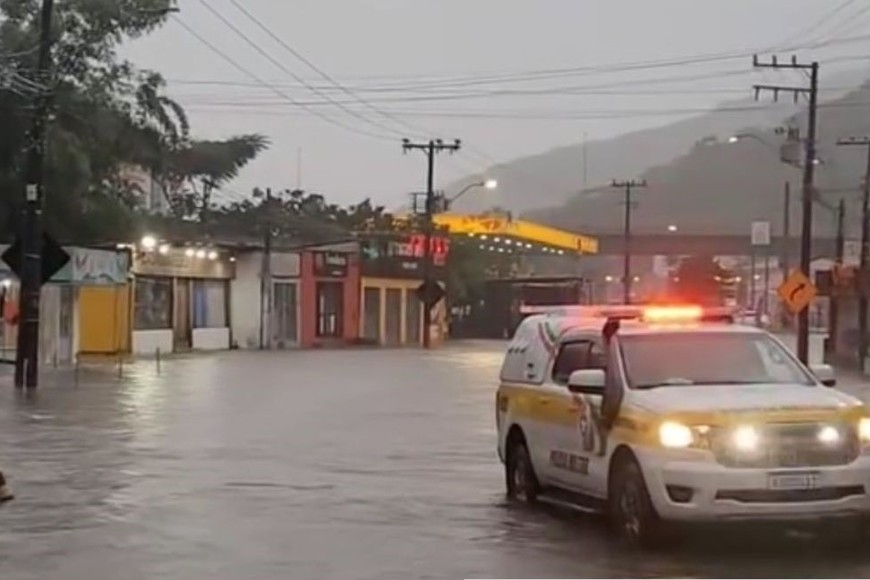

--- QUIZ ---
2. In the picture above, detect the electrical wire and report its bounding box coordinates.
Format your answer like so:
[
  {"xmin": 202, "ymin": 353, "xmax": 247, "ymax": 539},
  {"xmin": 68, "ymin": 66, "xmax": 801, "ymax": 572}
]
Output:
[
  {"xmin": 773, "ymin": 0, "xmax": 861, "ymax": 50},
  {"xmin": 194, "ymin": 0, "xmax": 404, "ymax": 140},
  {"xmin": 172, "ymin": 16, "xmax": 398, "ymax": 142},
  {"xmin": 222, "ymin": 0, "xmax": 427, "ymax": 140}
]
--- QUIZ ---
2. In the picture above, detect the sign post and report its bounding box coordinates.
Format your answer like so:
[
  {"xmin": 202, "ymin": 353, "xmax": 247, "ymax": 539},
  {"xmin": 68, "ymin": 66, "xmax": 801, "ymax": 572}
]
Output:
[
  {"xmin": 751, "ymin": 221, "xmax": 771, "ymax": 316},
  {"xmin": 778, "ymin": 270, "xmax": 818, "ymax": 316}
]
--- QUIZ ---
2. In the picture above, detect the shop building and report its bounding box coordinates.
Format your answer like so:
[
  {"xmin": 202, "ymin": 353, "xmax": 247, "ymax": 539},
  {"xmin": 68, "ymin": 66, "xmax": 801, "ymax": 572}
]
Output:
[
  {"xmin": 358, "ymin": 233, "xmax": 448, "ymax": 347},
  {"xmin": 230, "ymin": 241, "xmax": 360, "ymax": 349},
  {"xmin": 231, "ymin": 248, "xmax": 302, "ymax": 350},
  {"xmin": 131, "ymin": 246, "xmax": 234, "ymax": 355},
  {"xmin": 0, "ymin": 246, "xmax": 129, "ymax": 363},
  {"xmin": 302, "ymin": 245, "xmax": 360, "ymax": 347}
]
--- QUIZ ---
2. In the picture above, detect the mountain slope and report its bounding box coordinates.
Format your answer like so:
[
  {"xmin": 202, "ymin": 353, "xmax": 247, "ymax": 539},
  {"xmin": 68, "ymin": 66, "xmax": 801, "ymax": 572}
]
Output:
[
  {"xmin": 524, "ymin": 80, "xmax": 870, "ymax": 239},
  {"xmin": 450, "ymin": 68, "xmax": 870, "ymax": 226}
]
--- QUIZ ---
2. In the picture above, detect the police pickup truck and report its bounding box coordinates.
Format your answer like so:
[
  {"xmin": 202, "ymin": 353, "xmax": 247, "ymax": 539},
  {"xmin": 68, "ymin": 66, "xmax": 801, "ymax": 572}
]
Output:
[{"xmin": 496, "ymin": 305, "xmax": 870, "ymax": 546}]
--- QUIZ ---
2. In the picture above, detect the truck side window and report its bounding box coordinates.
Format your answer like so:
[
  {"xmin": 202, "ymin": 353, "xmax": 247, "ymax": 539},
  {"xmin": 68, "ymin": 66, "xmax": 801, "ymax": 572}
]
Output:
[
  {"xmin": 552, "ymin": 341, "xmax": 592, "ymax": 385},
  {"xmin": 588, "ymin": 340, "xmax": 606, "ymax": 370}
]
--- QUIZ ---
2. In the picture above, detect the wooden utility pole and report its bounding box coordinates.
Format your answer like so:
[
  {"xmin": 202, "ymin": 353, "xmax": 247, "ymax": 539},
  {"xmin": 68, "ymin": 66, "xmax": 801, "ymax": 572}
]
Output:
[
  {"xmin": 15, "ymin": 0, "xmax": 55, "ymax": 388},
  {"xmin": 259, "ymin": 187, "xmax": 273, "ymax": 349},
  {"xmin": 403, "ymin": 139, "xmax": 461, "ymax": 348},
  {"xmin": 753, "ymin": 55, "xmax": 819, "ymax": 364},
  {"xmin": 611, "ymin": 179, "xmax": 647, "ymax": 304},
  {"xmin": 836, "ymin": 136, "xmax": 870, "ymax": 370}
]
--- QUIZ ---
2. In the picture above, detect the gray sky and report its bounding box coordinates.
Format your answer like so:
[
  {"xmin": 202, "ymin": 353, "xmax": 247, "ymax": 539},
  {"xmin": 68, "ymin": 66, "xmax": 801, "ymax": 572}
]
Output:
[{"xmin": 123, "ymin": 0, "xmax": 870, "ymax": 209}]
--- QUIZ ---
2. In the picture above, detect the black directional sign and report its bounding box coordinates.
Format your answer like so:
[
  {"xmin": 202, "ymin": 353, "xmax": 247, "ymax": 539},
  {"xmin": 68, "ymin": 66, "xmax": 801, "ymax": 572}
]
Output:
[
  {"xmin": 2, "ymin": 233, "xmax": 71, "ymax": 285},
  {"xmin": 415, "ymin": 279, "xmax": 445, "ymax": 308}
]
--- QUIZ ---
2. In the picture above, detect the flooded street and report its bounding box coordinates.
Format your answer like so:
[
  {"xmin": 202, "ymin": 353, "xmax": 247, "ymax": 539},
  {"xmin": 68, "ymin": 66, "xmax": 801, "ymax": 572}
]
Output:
[{"xmin": 1, "ymin": 342, "xmax": 870, "ymax": 579}]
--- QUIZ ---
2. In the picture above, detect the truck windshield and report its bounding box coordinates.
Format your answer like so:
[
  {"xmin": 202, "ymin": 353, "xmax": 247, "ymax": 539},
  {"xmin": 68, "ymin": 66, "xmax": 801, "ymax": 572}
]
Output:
[{"xmin": 620, "ymin": 332, "xmax": 814, "ymax": 389}]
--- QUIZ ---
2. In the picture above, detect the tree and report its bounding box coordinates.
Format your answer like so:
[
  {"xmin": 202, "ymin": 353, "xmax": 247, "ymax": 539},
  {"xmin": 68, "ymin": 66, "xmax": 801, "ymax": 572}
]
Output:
[
  {"xmin": 0, "ymin": 1, "xmax": 270, "ymax": 244},
  {"xmin": 158, "ymin": 134, "xmax": 269, "ymax": 221},
  {"xmin": 0, "ymin": 0, "xmax": 192, "ymax": 242}
]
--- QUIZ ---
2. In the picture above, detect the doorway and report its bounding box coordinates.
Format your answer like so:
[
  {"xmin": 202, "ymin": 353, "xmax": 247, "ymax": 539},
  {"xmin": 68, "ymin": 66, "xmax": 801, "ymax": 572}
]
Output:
[
  {"xmin": 404, "ymin": 289, "xmax": 421, "ymax": 346},
  {"xmin": 385, "ymin": 288, "xmax": 402, "ymax": 346},
  {"xmin": 57, "ymin": 285, "xmax": 74, "ymax": 363},
  {"xmin": 316, "ymin": 281, "xmax": 344, "ymax": 338},
  {"xmin": 272, "ymin": 281, "xmax": 299, "ymax": 348},
  {"xmin": 362, "ymin": 287, "xmax": 381, "ymax": 342},
  {"xmin": 174, "ymin": 279, "xmax": 192, "ymax": 350}
]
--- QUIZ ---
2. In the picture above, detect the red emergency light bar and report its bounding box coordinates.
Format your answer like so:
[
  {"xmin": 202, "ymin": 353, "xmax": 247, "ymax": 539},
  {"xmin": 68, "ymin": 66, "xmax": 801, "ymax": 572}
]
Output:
[{"xmin": 520, "ymin": 304, "xmax": 736, "ymax": 324}]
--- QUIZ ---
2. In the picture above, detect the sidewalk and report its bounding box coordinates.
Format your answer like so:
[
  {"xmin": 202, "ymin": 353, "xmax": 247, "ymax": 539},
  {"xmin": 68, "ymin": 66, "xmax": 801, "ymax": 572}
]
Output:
[{"xmin": 774, "ymin": 331, "xmax": 870, "ymax": 401}]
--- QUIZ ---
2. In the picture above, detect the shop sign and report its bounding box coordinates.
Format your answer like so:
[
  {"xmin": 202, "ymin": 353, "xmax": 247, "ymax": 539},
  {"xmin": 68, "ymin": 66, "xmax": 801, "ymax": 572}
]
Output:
[
  {"xmin": 360, "ymin": 234, "xmax": 449, "ymax": 279},
  {"xmin": 71, "ymin": 249, "xmax": 129, "ymax": 284},
  {"xmin": 313, "ymin": 251, "xmax": 348, "ymax": 278},
  {"xmin": 133, "ymin": 249, "xmax": 234, "ymax": 279}
]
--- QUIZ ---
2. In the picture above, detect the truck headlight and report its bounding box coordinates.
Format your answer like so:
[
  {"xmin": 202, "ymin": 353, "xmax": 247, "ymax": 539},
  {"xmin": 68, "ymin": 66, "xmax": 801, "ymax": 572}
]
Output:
[
  {"xmin": 732, "ymin": 425, "xmax": 760, "ymax": 452},
  {"xmin": 659, "ymin": 421, "xmax": 693, "ymax": 449},
  {"xmin": 859, "ymin": 418, "xmax": 870, "ymax": 443}
]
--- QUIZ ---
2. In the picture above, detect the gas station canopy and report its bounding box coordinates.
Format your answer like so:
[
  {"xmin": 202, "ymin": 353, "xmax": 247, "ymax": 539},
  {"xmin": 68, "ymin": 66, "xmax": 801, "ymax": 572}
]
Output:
[{"xmin": 433, "ymin": 213, "xmax": 598, "ymax": 256}]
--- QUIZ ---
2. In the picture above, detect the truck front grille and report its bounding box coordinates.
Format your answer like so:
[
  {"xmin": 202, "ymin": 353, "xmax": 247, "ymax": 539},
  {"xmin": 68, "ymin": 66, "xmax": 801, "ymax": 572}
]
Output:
[{"xmin": 711, "ymin": 422, "xmax": 859, "ymax": 468}]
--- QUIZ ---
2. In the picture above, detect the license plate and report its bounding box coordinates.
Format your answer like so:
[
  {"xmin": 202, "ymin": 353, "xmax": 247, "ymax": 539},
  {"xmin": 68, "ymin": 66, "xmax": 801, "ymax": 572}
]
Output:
[{"xmin": 768, "ymin": 472, "xmax": 820, "ymax": 491}]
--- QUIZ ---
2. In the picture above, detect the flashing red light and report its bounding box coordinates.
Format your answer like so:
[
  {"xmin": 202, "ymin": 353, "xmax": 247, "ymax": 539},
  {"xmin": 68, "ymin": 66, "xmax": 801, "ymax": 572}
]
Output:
[{"xmin": 642, "ymin": 305, "xmax": 704, "ymax": 323}]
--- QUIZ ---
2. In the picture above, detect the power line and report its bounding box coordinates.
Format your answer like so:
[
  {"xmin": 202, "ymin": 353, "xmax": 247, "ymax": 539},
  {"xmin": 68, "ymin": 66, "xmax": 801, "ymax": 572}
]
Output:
[
  {"xmin": 162, "ymin": 32, "xmax": 870, "ymax": 95},
  {"xmin": 195, "ymin": 0, "xmax": 406, "ymax": 139},
  {"xmin": 171, "ymin": 15, "xmax": 396, "ymax": 141},
  {"xmin": 773, "ymin": 0, "xmax": 860, "ymax": 50},
  {"xmin": 180, "ymin": 98, "xmax": 870, "ymax": 122},
  {"xmin": 222, "ymin": 0, "xmax": 427, "ymax": 140}
]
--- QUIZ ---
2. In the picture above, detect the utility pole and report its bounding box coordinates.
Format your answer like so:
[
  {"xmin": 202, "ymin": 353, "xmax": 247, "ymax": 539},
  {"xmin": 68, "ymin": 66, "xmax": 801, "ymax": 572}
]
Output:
[
  {"xmin": 403, "ymin": 138, "xmax": 461, "ymax": 348},
  {"xmin": 259, "ymin": 187, "xmax": 273, "ymax": 350},
  {"xmin": 828, "ymin": 199, "xmax": 846, "ymax": 358},
  {"xmin": 15, "ymin": 0, "xmax": 55, "ymax": 388},
  {"xmin": 200, "ymin": 178, "xmax": 215, "ymax": 223},
  {"xmin": 836, "ymin": 136, "xmax": 870, "ymax": 370},
  {"xmin": 782, "ymin": 181, "xmax": 791, "ymax": 276},
  {"xmin": 611, "ymin": 179, "xmax": 647, "ymax": 303},
  {"xmin": 753, "ymin": 55, "xmax": 819, "ymax": 364}
]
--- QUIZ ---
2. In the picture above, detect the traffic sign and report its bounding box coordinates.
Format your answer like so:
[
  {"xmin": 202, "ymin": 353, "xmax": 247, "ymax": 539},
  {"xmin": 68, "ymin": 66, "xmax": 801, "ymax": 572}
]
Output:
[
  {"xmin": 777, "ymin": 269, "xmax": 817, "ymax": 314},
  {"xmin": 415, "ymin": 280, "xmax": 445, "ymax": 308},
  {"xmin": 751, "ymin": 221, "xmax": 771, "ymax": 246},
  {"xmin": 2, "ymin": 233, "xmax": 70, "ymax": 286}
]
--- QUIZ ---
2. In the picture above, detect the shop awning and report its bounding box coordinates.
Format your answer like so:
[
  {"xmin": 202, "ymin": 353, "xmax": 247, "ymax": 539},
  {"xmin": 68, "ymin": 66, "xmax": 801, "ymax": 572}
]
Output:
[{"xmin": 432, "ymin": 213, "xmax": 598, "ymax": 255}]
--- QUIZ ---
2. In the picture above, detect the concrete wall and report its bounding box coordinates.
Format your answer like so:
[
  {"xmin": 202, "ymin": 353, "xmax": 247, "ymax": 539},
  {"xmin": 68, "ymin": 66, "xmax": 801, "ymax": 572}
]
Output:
[
  {"xmin": 132, "ymin": 329, "xmax": 173, "ymax": 356},
  {"xmin": 230, "ymin": 253, "xmax": 263, "ymax": 350},
  {"xmin": 193, "ymin": 328, "xmax": 230, "ymax": 351}
]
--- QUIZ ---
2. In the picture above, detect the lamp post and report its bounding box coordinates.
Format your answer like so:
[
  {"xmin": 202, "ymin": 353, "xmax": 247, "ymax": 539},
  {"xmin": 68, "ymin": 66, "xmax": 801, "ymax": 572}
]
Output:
[{"xmin": 444, "ymin": 179, "xmax": 497, "ymax": 211}]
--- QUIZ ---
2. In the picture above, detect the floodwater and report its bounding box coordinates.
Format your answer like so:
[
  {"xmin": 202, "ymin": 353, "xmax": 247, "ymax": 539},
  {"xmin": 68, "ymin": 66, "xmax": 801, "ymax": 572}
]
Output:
[{"xmin": 0, "ymin": 342, "xmax": 868, "ymax": 579}]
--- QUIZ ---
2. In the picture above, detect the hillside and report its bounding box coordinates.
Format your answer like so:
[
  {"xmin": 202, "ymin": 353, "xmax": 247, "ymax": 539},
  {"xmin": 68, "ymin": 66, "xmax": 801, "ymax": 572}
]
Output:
[
  {"xmin": 449, "ymin": 68, "xmax": 870, "ymax": 241},
  {"xmin": 524, "ymin": 80, "xmax": 870, "ymax": 240}
]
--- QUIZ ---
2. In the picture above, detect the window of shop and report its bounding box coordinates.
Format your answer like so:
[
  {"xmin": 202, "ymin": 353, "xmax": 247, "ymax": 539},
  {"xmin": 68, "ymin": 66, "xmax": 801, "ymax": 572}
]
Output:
[
  {"xmin": 134, "ymin": 276, "xmax": 172, "ymax": 330},
  {"xmin": 192, "ymin": 280, "xmax": 228, "ymax": 328},
  {"xmin": 316, "ymin": 281, "xmax": 344, "ymax": 338}
]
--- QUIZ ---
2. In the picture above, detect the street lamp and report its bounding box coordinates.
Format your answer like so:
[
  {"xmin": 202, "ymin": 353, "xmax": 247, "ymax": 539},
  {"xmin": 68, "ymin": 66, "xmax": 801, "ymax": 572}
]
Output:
[
  {"xmin": 446, "ymin": 178, "xmax": 497, "ymax": 210},
  {"xmin": 140, "ymin": 234, "xmax": 157, "ymax": 251}
]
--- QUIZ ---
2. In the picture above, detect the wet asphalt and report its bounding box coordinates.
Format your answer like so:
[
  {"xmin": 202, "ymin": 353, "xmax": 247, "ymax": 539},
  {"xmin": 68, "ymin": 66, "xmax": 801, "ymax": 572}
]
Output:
[{"xmin": 0, "ymin": 341, "xmax": 869, "ymax": 579}]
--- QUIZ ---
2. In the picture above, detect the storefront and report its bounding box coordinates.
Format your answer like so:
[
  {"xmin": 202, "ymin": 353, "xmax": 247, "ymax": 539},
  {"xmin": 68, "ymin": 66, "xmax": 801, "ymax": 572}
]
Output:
[
  {"xmin": 230, "ymin": 249, "xmax": 301, "ymax": 350},
  {"xmin": 131, "ymin": 247, "xmax": 234, "ymax": 355},
  {"xmin": 359, "ymin": 233, "xmax": 448, "ymax": 347},
  {"xmin": 300, "ymin": 244, "xmax": 360, "ymax": 347},
  {"xmin": 67, "ymin": 248, "xmax": 130, "ymax": 356},
  {"xmin": 0, "ymin": 246, "xmax": 129, "ymax": 362}
]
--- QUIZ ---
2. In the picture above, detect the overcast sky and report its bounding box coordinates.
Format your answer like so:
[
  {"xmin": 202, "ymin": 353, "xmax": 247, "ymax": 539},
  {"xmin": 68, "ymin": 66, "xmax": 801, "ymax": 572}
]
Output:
[{"xmin": 122, "ymin": 0, "xmax": 870, "ymax": 209}]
